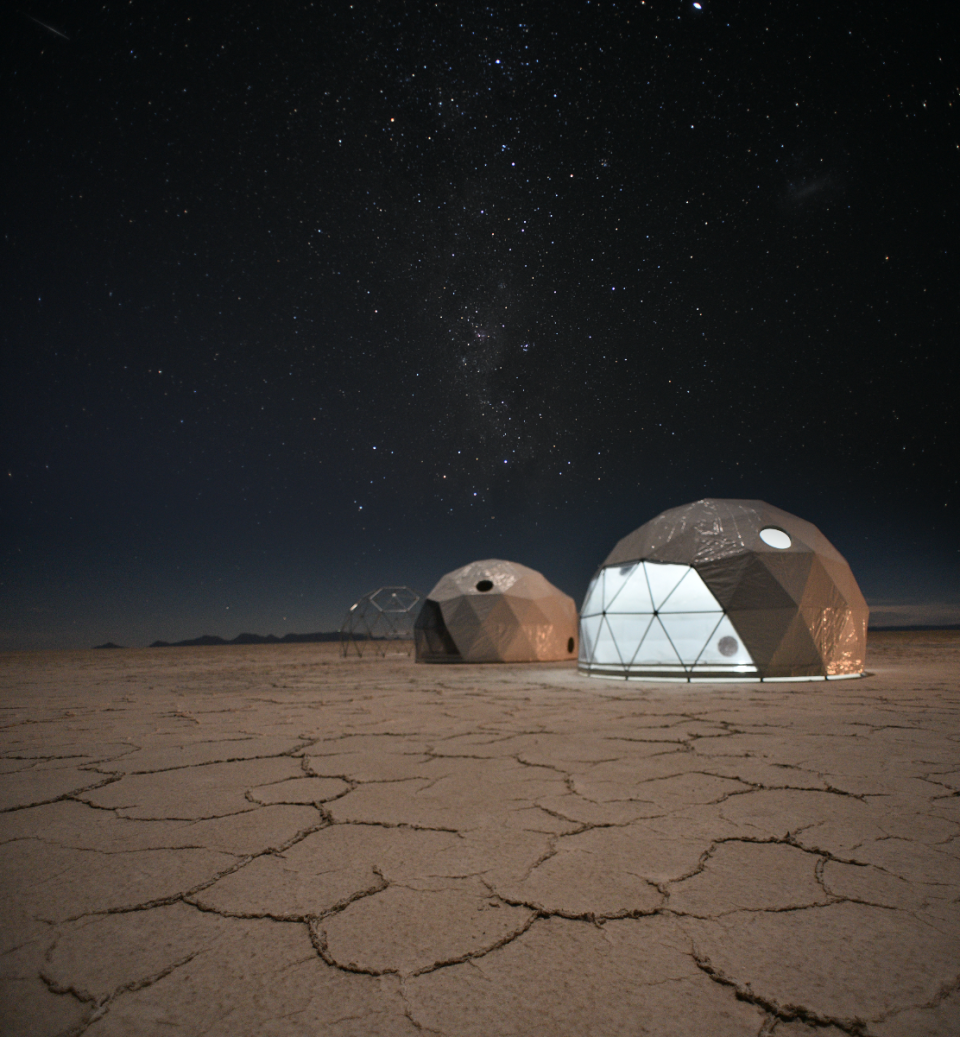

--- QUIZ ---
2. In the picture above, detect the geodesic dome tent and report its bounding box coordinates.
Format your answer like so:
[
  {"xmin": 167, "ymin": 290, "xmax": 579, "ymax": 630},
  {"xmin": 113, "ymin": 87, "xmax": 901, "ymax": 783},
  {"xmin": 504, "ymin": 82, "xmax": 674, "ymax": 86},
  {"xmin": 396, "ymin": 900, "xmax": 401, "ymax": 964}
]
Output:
[
  {"xmin": 415, "ymin": 559, "xmax": 578, "ymax": 663},
  {"xmin": 340, "ymin": 586, "xmax": 420, "ymax": 657},
  {"xmin": 579, "ymin": 499, "xmax": 868, "ymax": 682}
]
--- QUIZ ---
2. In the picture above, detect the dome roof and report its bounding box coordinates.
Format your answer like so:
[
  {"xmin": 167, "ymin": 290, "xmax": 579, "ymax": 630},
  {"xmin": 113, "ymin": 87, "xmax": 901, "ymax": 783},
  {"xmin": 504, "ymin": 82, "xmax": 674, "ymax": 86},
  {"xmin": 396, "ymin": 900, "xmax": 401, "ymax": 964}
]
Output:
[{"xmin": 604, "ymin": 498, "xmax": 846, "ymax": 568}]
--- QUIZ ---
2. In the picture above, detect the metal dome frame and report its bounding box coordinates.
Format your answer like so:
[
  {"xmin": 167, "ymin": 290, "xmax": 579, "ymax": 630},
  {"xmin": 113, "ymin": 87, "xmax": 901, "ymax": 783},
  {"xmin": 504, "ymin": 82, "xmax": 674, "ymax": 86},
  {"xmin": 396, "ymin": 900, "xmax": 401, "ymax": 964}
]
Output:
[{"xmin": 340, "ymin": 586, "xmax": 421, "ymax": 657}]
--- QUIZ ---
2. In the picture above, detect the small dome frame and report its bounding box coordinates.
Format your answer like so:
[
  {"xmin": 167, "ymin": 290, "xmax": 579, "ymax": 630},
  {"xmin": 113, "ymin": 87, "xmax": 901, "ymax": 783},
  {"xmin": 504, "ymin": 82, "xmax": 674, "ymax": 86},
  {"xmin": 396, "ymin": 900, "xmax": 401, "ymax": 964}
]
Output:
[{"xmin": 340, "ymin": 586, "xmax": 421, "ymax": 658}]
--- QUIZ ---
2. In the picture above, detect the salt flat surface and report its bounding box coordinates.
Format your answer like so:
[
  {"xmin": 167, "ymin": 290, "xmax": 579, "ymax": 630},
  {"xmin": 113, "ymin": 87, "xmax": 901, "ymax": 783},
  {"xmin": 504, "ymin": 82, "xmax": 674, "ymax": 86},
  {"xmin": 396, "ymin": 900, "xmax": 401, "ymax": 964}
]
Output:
[{"xmin": 1, "ymin": 632, "xmax": 959, "ymax": 1037}]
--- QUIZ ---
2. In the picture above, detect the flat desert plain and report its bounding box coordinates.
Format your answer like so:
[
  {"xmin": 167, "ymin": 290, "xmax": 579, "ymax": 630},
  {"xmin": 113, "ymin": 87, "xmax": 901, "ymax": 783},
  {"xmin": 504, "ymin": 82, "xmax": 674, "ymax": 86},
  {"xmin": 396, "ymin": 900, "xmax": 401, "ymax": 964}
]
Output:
[{"xmin": 1, "ymin": 631, "xmax": 959, "ymax": 1037}]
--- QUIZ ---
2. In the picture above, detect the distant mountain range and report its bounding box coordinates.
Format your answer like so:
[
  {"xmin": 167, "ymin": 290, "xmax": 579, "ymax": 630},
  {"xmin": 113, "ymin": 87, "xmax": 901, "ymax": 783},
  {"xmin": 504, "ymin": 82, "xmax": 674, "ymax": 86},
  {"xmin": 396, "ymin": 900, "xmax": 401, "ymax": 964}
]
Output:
[
  {"xmin": 150, "ymin": 631, "xmax": 343, "ymax": 647},
  {"xmin": 93, "ymin": 632, "xmax": 343, "ymax": 649}
]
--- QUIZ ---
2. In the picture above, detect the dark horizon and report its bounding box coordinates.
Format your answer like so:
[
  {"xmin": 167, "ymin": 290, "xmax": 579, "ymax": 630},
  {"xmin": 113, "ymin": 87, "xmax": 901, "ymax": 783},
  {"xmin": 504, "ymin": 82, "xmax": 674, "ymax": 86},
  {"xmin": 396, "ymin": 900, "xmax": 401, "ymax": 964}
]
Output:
[{"xmin": 77, "ymin": 621, "xmax": 959, "ymax": 655}]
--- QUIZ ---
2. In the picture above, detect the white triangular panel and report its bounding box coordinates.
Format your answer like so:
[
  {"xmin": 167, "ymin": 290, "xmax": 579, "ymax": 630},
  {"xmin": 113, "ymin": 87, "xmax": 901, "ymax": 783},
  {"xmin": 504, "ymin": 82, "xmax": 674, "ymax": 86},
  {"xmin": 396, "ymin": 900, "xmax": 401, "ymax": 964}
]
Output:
[
  {"xmin": 643, "ymin": 562, "xmax": 690, "ymax": 611},
  {"xmin": 618, "ymin": 615, "xmax": 655, "ymax": 666},
  {"xmin": 590, "ymin": 616, "xmax": 624, "ymax": 665},
  {"xmin": 605, "ymin": 564, "xmax": 654, "ymax": 613},
  {"xmin": 631, "ymin": 616, "xmax": 683, "ymax": 666},
  {"xmin": 657, "ymin": 567, "xmax": 723, "ymax": 614},
  {"xmin": 579, "ymin": 614, "xmax": 603, "ymax": 660},
  {"xmin": 581, "ymin": 572, "xmax": 604, "ymax": 617},
  {"xmin": 693, "ymin": 614, "xmax": 756, "ymax": 668},
  {"xmin": 604, "ymin": 612, "xmax": 649, "ymax": 664},
  {"xmin": 658, "ymin": 612, "xmax": 723, "ymax": 665},
  {"xmin": 602, "ymin": 563, "xmax": 639, "ymax": 610}
]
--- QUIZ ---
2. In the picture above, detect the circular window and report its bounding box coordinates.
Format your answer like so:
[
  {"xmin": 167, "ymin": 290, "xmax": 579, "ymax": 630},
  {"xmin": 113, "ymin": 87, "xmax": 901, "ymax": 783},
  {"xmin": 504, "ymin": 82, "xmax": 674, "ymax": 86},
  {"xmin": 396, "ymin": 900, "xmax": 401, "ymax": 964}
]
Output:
[
  {"xmin": 759, "ymin": 527, "xmax": 792, "ymax": 550},
  {"xmin": 718, "ymin": 636, "xmax": 739, "ymax": 657},
  {"xmin": 567, "ymin": 637, "xmax": 575, "ymax": 654},
  {"xmin": 475, "ymin": 579, "xmax": 494, "ymax": 592}
]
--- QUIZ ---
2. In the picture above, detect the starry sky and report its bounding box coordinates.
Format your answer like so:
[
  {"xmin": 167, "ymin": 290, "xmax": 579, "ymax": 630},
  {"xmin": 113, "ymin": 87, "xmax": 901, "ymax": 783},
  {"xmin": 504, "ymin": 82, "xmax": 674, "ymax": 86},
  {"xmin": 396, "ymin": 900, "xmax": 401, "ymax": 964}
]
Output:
[{"xmin": 2, "ymin": 1, "xmax": 957, "ymax": 650}]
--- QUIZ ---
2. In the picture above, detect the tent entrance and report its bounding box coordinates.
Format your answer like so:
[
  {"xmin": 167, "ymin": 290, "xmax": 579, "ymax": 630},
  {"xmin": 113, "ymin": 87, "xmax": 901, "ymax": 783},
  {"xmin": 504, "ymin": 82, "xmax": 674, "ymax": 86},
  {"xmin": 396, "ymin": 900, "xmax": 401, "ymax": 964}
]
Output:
[{"xmin": 414, "ymin": 599, "xmax": 462, "ymax": 662}]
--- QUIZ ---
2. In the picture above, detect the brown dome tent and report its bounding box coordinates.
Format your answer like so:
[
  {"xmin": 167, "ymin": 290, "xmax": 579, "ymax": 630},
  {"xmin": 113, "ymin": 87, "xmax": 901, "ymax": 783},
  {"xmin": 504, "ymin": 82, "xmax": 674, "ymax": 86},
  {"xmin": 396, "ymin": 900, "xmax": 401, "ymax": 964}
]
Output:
[
  {"xmin": 579, "ymin": 499, "xmax": 868, "ymax": 682},
  {"xmin": 415, "ymin": 559, "xmax": 578, "ymax": 663}
]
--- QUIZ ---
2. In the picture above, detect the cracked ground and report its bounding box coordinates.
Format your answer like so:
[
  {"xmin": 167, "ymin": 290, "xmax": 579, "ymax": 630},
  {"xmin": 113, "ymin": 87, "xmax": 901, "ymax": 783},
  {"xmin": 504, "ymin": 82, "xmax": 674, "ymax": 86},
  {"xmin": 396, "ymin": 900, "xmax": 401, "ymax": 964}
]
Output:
[{"xmin": 1, "ymin": 631, "xmax": 959, "ymax": 1037}]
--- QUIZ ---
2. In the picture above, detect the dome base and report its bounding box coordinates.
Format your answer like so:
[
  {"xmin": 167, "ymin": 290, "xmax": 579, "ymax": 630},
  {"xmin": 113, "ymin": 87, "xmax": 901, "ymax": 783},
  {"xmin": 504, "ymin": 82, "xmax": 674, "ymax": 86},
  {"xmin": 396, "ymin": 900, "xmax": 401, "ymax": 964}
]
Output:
[{"xmin": 578, "ymin": 665, "xmax": 865, "ymax": 684}]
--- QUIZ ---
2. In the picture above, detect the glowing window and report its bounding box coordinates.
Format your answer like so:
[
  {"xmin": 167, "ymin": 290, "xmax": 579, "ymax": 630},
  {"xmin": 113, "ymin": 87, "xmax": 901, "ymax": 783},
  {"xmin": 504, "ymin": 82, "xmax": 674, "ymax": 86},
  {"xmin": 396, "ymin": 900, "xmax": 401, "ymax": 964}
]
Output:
[{"xmin": 759, "ymin": 527, "xmax": 791, "ymax": 550}]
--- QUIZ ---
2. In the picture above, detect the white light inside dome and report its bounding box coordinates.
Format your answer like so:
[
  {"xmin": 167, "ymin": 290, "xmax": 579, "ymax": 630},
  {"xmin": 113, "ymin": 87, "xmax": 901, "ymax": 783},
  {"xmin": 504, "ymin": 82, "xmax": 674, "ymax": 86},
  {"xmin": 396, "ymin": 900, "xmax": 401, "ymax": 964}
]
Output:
[{"xmin": 759, "ymin": 527, "xmax": 792, "ymax": 549}]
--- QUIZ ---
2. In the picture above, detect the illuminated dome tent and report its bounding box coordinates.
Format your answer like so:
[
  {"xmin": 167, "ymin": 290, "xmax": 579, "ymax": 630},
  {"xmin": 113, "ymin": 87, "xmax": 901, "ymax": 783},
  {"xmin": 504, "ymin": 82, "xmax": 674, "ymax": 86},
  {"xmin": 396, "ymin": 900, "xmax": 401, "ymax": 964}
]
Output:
[
  {"xmin": 579, "ymin": 499, "xmax": 868, "ymax": 682},
  {"xmin": 415, "ymin": 559, "xmax": 578, "ymax": 663}
]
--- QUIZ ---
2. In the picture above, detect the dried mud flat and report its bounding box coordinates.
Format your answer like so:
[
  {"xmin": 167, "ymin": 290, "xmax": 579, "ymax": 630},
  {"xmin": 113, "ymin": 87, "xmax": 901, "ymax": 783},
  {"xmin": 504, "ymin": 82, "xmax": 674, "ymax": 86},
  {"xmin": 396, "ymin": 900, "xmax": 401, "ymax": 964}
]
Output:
[{"xmin": 1, "ymin": 632, "xmax": 959, "ymax": 1037}]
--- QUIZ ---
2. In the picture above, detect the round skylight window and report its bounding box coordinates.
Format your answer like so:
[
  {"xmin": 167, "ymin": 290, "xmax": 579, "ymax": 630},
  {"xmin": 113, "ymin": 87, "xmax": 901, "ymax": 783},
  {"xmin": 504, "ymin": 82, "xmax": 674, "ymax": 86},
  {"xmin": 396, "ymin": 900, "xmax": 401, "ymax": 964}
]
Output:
[
  {"xmin": 759, "ymin": 527, "xmax": 792, "ymax": 550},
  {"xmin": 475, "ymin": 579, "xmax": 494, "ymax": 592},
  {"xmin": 718, "ymin": 636, "xmax": 739, "ymax": 657}
]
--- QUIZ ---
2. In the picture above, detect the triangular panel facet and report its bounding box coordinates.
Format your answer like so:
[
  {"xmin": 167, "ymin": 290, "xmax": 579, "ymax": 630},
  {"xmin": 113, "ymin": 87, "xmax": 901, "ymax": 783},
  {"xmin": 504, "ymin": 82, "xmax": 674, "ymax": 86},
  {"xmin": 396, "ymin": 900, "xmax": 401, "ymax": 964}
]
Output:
[
  {"xmin": 602, "ymin": 562, "xmax": 640, "ymax": 610},
  {"xmin": 658, "ymin": 567, "xmax": 724, "ymax": 614},
  {"xmin": 725, "ymin": 606, "xmax": 797, "ymax": 671},
  {"xmin": 501, "ymin": 623, "xmax": 535, "ymax": 661},
  {"xmin": 579, "ymin": 614, "xmax": 603, "ymax": 660},
  {"xmin": 605, "ymin": 564, "xmax": 654, "ymax": 613},
  {"xmin": 643, "ymin": 562, "xmax": 690, "ymax": 611},
  {"xmin": 604, "ymin": 613, "xmax": 647, "ymax": 665},
  {"xmin": 658, "ymin": 612, "xmax": 724, "ymax": 665},
  {"xmin": 826, "ymin": 609, "xmax": 867, "ymax": 675},
  {"xmin": 581, "ymin": 573, "xmax": 604, "ymax": 617},
  {"xmin": 755, "ymin": 551, "xmax": 816, "ymax": 606},
  {"xmin": 765, "ymin": 610, "xmax": 823, "ymax": 677},
  {"xmin": 631, "ymin": 616, "xmax": 684, "ymax": 666},
  {"xmin": 590, "ymin": 615, "xmax": 624, "ymax": 666}
]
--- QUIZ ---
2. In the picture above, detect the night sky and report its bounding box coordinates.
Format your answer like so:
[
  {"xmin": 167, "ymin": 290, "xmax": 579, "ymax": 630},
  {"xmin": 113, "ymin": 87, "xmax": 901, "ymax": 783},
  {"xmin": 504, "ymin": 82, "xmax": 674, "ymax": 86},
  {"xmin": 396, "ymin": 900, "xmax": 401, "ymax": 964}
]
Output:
[{"xmin": 3, "ymin": 1, "xmax": 957, "ymax": 651}]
